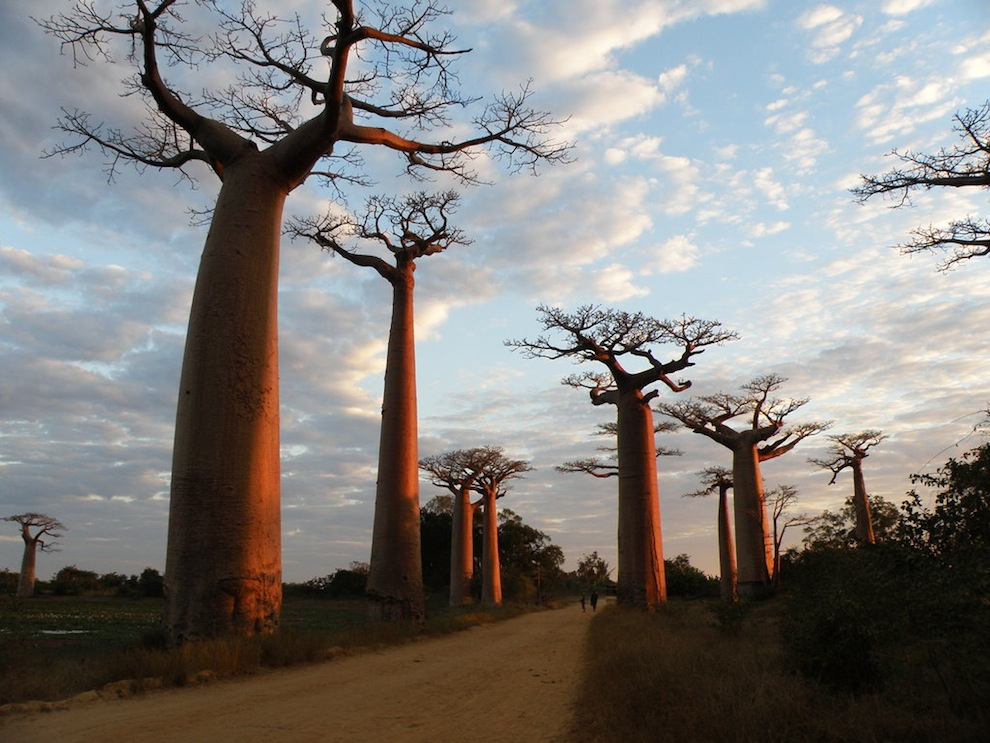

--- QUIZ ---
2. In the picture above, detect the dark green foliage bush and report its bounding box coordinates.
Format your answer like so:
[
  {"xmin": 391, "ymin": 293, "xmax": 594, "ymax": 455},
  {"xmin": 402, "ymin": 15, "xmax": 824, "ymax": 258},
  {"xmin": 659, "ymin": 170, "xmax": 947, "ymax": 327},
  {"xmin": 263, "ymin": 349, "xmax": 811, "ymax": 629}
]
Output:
[
  {"xmin": 137, "ymin": 567, "xmax": 165, "ymax": 597},
  {"xmin": 0, "ymin": 568, "xmax": 19, "ymax": 595},
  {"xmin": 287, "ymin": 569, "xmax": 369, "ymax": 599},
  {"xmin": 419, "ymin": 507, "xmax": 453, "ymax": 593},
  {"xmin": 52, "ymin": 565, "xmax": 100, "ymax": 595},
  {"xmin": 663, "ymin": 553, "xmax": 718, "ymax": 598},
  {"xmin": 781, "ymin": 544, "xmax": 990, "ymax": 723}
]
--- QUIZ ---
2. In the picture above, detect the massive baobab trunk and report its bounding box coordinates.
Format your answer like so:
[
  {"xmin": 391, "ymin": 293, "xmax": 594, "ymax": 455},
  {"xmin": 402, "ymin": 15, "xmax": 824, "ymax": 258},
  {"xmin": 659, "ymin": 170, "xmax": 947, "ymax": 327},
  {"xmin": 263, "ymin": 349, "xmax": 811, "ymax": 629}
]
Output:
[
  {"xmin": 851, "ymin": 461, "xmax": 876, "ymax": 545},
  {"xmin": 615, "ymin": 390, "xmax": 666, "ymax": 609},
  {"xmin": 450, "ymin": 491, "xmax": 477, "ymax": 606},
  {"xmin": 509, "ymin": 308, "xmax": 735, "ymax": 612},
  {"xmin": 481, "ymin": 487, "xmax": 502, "ymax": 606},
  {"xmin": 16, "ymin": 539, "xmax": 38, "ymax": 599},
  {"xmin": 366, "ymin": 265, "xmax": 425, "ymax": 622},
  {"xmin": 659, "ymin": 375, "xmax": 827, "ymax": 599},
  {"xmin": 731, "ymin": 442, "xmax": 773, "ymax": 594},
  {"xmin": 293, "ymin": 194, "xmax": 465, "ymax": 623},
  {"xmin": 165, "ymin": 160, "xmax": 286, "ymax": 642},
  {"xmin": 717, "ymin": 483, "xmax": 738, "ymax": 603},
  {"xmin": 43, "ymin": 0, "xmax": 569, "ymax": 647}
]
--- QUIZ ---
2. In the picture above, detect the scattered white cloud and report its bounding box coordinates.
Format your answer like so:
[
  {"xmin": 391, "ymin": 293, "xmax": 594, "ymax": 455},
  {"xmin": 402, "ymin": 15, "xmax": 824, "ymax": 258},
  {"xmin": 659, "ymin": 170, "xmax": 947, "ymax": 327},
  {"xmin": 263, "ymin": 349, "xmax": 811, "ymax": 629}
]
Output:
[
  {"xmin": 590, "ymin": 263, "xmax": 651, "ymax": 300},
  {"xmin": 797, "ymin": 4, "xmax": 864, "ymax": 64},
  {"xmin": 881, "ymin": 0, "xmax": 937, "ymax": 15},
  {"xmin": 653, "ymin": 235, "xmax": 700, "ymax": 273},
  {"xmin": 1, "ymin": 0, "xmax": 988, "ymax": 581},
  {"xmin": 753, "ymin": 168, "xmax": 789, "ymax": 211},
  {"xmin": 856, "ymin": 74, "xmax": 959, "ymax": 144},
  {"xmin": 658, "ymin": 63, "xmax": 690, "ymax": 97}
]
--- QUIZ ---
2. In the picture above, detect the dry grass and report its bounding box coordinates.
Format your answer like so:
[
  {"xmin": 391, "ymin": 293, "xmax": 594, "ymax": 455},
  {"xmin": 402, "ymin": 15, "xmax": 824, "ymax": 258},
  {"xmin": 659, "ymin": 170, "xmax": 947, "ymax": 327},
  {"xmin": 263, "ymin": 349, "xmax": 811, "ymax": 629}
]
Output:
[
  {"xmin": 570, "ymin": 600, "xmax": 985, "ymax": 743},
  {"xmin": 0, "ymin": 595, "xmax": 543, "ymax": 707}
]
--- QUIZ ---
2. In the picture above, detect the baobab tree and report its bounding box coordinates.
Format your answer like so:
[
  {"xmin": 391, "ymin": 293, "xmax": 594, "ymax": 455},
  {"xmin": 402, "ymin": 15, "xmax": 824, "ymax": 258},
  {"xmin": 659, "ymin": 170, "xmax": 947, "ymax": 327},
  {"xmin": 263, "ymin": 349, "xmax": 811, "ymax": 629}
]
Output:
[
  {"xmin": 39, "ymin": 1, "xmax": 568, "ymax": 643},
  {"xmin": 3, "ymin": 513, "xmax": 65, "ymax": 598},
  {"xmin": 853, "ymin": 102, "xmax": 990, "ymax": 270},
  {"xmin": 470, "ymin": 447, "xmax": 533, "ymax": 606},
  {"xmin": 291, "ymin": 191, "xmax": 467, "ymax": 622},
  {"xmin": 657, "ymin": 374, "xmax": 829, "ymax": 595},
  {"xmin": 508, "ymin": 305, "xmax": 736, "ymax": 609},
  {"xmin": 685, "ymin": 467, "xmax": 737, "ymax": 602},
  {"xmin": 420, "ymin": 447, "xmax": 485, "ymax": 607},
  {"xmin": 809, "ymin": 430, "xmax": 887, "ymax": 546}
]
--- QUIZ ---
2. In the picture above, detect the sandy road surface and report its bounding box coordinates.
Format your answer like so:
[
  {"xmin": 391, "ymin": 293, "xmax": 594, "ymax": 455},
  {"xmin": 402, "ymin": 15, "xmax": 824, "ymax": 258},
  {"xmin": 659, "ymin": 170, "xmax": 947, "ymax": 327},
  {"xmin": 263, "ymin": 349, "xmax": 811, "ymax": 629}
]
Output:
[{"xmin": 2, "ymin": 604, "xmax": 589, "ymax": 743}]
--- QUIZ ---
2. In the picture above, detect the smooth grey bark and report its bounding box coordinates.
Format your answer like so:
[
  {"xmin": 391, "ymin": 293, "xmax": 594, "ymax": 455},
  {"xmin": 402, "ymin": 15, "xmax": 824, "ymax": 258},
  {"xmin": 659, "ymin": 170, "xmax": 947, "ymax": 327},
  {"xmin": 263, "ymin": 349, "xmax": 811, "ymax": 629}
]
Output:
[
  {"xmin": 717, "ymin": 482, "xmax": 738, "ymax": 603},
  {"xmin": 17, "ymin": 543, "xmax": 38, "ymax": 599},
  {"xmin": 614, "ymin": 388, "xmax": 666, "ymax": 608},
  {"xmin": 851, "ymin": 462, "xmax": 876, "ymax": 545},
  {"xmin": 480, "ymin": 485, "xmax": 502, "ymax": 606},
  {"xmin": 450, "ymin": 491, "xmax": 478, "ymax": 606},
  {"xmin": 366, "ymin": 265, "xmax": 425, "ymax": 622},
  {"xmin": 165, "ymin": 158, "xmax": 287, "ymax": 642},
  {"xmin": 731, "ymin": 440, "xmax": 774, "ymax": 593}
]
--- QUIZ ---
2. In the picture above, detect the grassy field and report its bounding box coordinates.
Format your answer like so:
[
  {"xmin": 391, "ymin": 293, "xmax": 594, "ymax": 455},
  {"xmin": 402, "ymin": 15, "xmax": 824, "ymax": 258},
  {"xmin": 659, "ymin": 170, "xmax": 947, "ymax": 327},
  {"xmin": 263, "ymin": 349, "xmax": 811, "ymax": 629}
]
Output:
[
  {"xmin": 0, "ymin": 594, "xmax": 521, "ymax": 706},
  {"xmin": 570, "ymin": 600, "xmax": 988, "ymax": 743}
]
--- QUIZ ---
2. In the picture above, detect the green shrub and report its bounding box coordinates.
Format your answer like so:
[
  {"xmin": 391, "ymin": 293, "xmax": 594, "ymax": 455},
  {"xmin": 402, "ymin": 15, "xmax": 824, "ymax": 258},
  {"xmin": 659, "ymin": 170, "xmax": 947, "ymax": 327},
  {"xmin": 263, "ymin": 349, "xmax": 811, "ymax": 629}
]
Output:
[
  {"xmin": 664, "ymin": 553, "xmax": 719, "ymax": 598},
  {"xmin": 781, "ymin": 544, "xmax": 990, "ymax": 721}
]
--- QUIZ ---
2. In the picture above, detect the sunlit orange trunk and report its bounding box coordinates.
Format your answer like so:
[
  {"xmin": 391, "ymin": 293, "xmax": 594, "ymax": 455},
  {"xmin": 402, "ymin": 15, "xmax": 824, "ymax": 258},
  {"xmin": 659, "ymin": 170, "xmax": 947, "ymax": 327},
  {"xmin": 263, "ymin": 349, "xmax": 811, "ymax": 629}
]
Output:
[
  {"xmin": 717, "ymin": 485, "xmax": 738, "ymax": 602},
  {"xmin": 16, "ymin": 534, "xmax": 37, "ymax": 598},
  {"xmin": 481, "ymin": 488, "xmax": 502, "ymax": 606},
  {"xmin": 851, "ymin": 461, "xmax": 876, "ymax": 545},
  {"xmin": 450, "ymin": 491, "xmax": 475, "ymax": 606},
  {"xmin": 615, "ymin": 389, "xmax": 666, "ymax": 609},
  {"xmin": 732, "ymin": 443, "xmax": 773, "ymax": 594},
  {"xmin": 164, "ymin": 157, "xmax": 285, "ymax": 644},
  {"xmin": 366, "ymin": 265, "xmax": 425, "ymax": 622}
]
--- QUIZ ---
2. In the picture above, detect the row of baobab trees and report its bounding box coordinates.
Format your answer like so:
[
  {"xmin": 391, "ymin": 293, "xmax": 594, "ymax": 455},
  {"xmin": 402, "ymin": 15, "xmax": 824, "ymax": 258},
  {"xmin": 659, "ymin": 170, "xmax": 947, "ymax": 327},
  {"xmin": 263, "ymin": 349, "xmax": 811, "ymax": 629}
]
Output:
[
  {"xmin": 31, "ymin": 0, "xmax": 988, "ymax": 644},
  {"xmin": 507, "ymin": 306, "xmax": 887, "ymax": 608}
]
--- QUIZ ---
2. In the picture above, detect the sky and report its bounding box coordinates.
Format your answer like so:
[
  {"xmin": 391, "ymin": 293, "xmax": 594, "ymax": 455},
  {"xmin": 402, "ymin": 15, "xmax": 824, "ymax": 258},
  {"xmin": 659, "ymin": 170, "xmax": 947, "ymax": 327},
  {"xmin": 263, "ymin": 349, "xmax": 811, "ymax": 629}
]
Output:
[{"xmin": 1, "ymin": 0, "xmax": 989, "ymax": 584}]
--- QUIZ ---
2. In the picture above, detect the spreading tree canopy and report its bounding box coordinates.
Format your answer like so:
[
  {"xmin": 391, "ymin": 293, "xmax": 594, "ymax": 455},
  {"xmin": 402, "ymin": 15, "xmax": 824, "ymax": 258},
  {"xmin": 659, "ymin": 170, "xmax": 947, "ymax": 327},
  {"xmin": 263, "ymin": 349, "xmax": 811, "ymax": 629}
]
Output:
[
  {"xmin": 39, "ymin": 0, "xmax": 569, "ymax": 643},
  {"xmin": 508, "ymin": 304, "xmax": 735, "ymax": 609}
]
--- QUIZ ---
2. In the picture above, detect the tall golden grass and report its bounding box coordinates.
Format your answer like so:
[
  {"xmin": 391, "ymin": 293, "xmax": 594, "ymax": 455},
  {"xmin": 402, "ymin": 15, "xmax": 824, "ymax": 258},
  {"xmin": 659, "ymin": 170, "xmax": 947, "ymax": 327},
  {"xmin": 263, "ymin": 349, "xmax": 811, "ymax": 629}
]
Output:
[{"xmin": 570, "ymin": 601, "xmax": 985, "ymax": 743}]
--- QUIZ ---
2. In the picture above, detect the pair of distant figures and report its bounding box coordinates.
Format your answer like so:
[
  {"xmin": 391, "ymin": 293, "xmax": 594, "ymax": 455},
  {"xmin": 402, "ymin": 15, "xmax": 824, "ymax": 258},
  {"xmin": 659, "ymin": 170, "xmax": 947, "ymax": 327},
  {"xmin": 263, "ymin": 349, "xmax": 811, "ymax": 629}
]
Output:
[{"xmin": 580, "ymin": 590, "xmax": 598, "ymax": 612}]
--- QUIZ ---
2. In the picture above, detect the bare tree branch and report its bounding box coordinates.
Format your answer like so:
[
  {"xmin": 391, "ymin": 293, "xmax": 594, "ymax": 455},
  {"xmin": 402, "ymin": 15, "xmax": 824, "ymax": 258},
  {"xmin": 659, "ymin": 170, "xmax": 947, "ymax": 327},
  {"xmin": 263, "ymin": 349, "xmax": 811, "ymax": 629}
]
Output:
[
  {"xmin": 37, "ymin": 1, "xmax": 572, "ymax": 189},
  {"xmin": 853, "ymin": 102, "xmax": 990, "ymax": 270}
]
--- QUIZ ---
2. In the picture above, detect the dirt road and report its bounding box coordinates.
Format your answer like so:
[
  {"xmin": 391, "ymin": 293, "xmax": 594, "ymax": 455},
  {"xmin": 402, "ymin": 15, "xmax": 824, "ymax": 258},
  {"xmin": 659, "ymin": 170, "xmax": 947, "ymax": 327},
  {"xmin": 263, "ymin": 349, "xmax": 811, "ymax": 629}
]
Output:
[{"xmin": 2, "ymin": 604, "xmax": 589, "ymax": 743}]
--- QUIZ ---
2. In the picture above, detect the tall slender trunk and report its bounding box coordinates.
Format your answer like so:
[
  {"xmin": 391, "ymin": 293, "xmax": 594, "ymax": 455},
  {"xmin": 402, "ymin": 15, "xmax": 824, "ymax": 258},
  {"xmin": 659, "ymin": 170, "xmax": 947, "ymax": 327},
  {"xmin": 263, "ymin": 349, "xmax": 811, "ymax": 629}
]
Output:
[
  {"xmin": 717, "ymin": 486, "xmax": 738, "ymax": 602},
  {"xmin": 732, "ymin": 443, "xmax": 773, "ymax": 595},
  {"xmin": 615, "ymin": 389, "xmax": 666, "ymax": 609},
  {"xmin": 449, "ymin": 490, "xmax": 475, "ymax": 606},
  {"xmin": 164, "ymin": 157, "xmax": 286, "ymax": 644},
  {"xmin": 851, "ymin": 461, "xmax": 876, "ymax": 545},
  {"xmin": 481, "ymin": 488, "xmax": 502, "ymax": 606},
  {"xmin": 16, "ymin": 538, "xmax": 37, "ymax": 598},
  {"xmin": 366, "ymin": 265, "xmax": 425, "ymax": 622}
]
